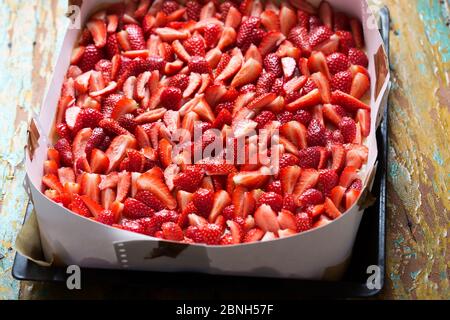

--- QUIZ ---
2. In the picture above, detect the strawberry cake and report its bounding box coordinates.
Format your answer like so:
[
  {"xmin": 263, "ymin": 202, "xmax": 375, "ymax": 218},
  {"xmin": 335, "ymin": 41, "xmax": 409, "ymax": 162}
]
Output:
[{"xmin": 42, "ymin": 0, "xmax": 371, "ymax": 245}]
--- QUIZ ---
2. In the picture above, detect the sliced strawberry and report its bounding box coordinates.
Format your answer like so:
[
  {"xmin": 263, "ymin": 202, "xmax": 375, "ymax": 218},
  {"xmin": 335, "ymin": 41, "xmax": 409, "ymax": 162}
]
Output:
[
  {"xmin": 311, "ymin": 72, "xmax": 331, "ymax": 103},
  {"xmin": 183, "ymin": 73, "xmax": 202, "ymax": 98},
  {"xmin": 324, "ymin": 197, "xmax": 341, "ymax": 219},
  {"xmin": 216, "ymin": 54, "xmax": 243, "ymax": 82},
  {"xmin": 105, "ymin": 134, "xmax": 137, "ymax": 173},
  {"xmin": 330, "ymin": 185, "xmax": 346, "ymax": 208},
  {"xmin": 350, "ymin": 18, "xmax": 364, "ymax": 48},
  {"xmin": 331, "ymin": 90, "xmax": 370, "ymax": 111},
  {"xmin": 80, "ymin": 195, "xmax": 104, "ymax": 218},
  {"xmin": 280, "ymin": 4, "xmax": 297, "ymax": 36},
  {"xmin": 232, "ymin": 167, "xmax": 271, "ymax": 189},
  {"xmin": 319, "ymin": 1, "xmax": 333, "ymax": 29},
  {"xmin": 110, "ymin": 97, "xmax": 138, "ymax": 120},
  {"xmin": 345, "ymin": 188, "xmax": 361, "ymax": 210},
  {"xmin": 230, "ymin": 58, "xmax": 262, "ymax": 88},
  {"xmin": 339, "ymin": 166, "xmax": 359, "ymax": 188},
  {"xmin": 278, "ymin": 209, "xmax": 297, "ymax": 230},
  {"xmin": 356, "ymin": 109, "xmax": 371, "ymax": 137},
  {"xmin": 293, "ymin": 168, "xmax": 319, "ymax": 198},
  {"xmin": 209, "ymin": 190, "xmax": 232, "ymax": 222},
  {"xmin": 72, "ymin": 128, "xmax": 93, "ymax": 161},
  {"xmin": 80, "ymin": 172, "xmax": 101, "ymax": 203},
  {"xmin": 258, "ymin": 31, "xmax": 286, "ymax": 56},
  {"xmin": 254, "ymin": 204, "xmax": 280, "ymax": 233},
  {"xmin": 42, "ymin": 174, "xmax": 64, "ymax": 194},
  {"xmin": 154, "ymin": 27, "xmax": 190, "ymax": 42},
  {"xmin": 87, "ymin": 19, "xmax": 107, "ymax": 48},
  {"xmin": 330, "ymin": 143, "xmax": 346, "ymax": 172},
  {"xmin": 90, "ymin": 149, "xmax": 109, "ymax": 174},
  {"xmin": 137, "ymin": 167, "xmax": 177, "ymax": 209},
  {"xmin": 308, "ymin": 51, "xmax": 331, "ymax": 79},
  {"xmin": 101, "ymin": 188, "xmax": 116, "ymax": 210},
  {"xmin": 261, "ymin": 9, "xmax": 280, "ymax": 31},
  {"xmin": 279, "ymin": 121, "xmax": 307, "ymax": 149},
  {"xmin": 350, "ymin": 72, "xmax": 370, "ymax": 99},
  {"xmin": 243, "ymin": 227, "xmax": 264, "ymax": 243},
  {"xmin": 285, "ymin": 88, "xmax": 322, "ymax": 112},
  {"xmin": 217, "ymin": 26, "xmax": 237, "ymax": 50},
  {"xmin": 44, "ymin": 160, "xmax": 59, "ymax": 176}
]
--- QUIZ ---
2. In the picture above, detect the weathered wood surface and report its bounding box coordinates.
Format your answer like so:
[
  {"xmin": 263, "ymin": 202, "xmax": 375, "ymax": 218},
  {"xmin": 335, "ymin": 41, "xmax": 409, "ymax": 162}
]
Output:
[{"xmin": 0, "ymin": 0, "xmax": 448, "ymax": 300}]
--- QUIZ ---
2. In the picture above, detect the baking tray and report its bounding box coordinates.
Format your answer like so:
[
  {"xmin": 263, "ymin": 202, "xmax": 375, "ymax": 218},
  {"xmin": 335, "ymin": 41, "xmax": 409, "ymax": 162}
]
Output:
[{"xmin": 11, "ymin": 7, "xmax": 390, "ymax": 299}]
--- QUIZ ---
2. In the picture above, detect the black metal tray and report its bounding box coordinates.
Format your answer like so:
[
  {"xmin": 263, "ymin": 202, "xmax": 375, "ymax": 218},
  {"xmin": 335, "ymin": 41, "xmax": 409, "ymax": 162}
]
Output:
[{"xmin": 12, "ymin": 8, "xmax": 390, "ymax": 299}]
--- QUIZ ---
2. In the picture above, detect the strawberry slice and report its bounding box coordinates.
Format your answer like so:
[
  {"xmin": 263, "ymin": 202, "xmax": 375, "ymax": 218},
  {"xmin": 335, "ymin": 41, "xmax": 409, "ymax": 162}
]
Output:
[
  {"xmin": 254, "ymin": 204, "xmax": 280, "ymax": 233},
  {"xmin": 279, "ymin": 4, "xmax": 297, "ymax": 36},
  {"xmin": 261, "ymin": 10, "xmax": 280, "ymax": 31},
  {"xmin": 183, "ymin": 73, "xmax": 202, "ymax": 98},
  {"xmin": 116, "ymin": 171, "xmax": 131, "ymax": 202},
  {"xmin": 110, "ymin": 97, "xmax": 138, "ymax": 120},
  {"xmin": 80, "ymin": 195, "xmax": 104, "ymax": 218},
  {"xmin": 280, "ymin": 165, "xmax": 302, "ymax": 194},
  {"xmin": 293, "ymin": 168, "xmax": 319, "ymax": 198},
  {"xmin": 72, "ymin": 128, "xmax": 93, "ymax": 161},
  {"xmin": 324, "ymin": 197, "xmax": 341, "ymax": 219},
  {"xmin": 192, "ymin": 97, "xmax": 216, "ymax": 123},
  {"xmin": 231, "ymin": 58, "xmax": 262, "ymax": 88},
  {"xmin": 330, "ymin": 143, "xmax": 346, "ymax": 171},
  {"xmin": 159, "ymin": 138, "xmax": 173, "ymax": 168},
  {"xmin": 209, "ymin": 190, "xmax": 232, "ymax": 222},
  {"xmin": 233, "ymin": 167, "xmax": 271, "ymax": 189},
  {"xmin": 216, "ymin": 54, "xmax": 243, "ymax": 82},
  {"xmin": 258, "ymin": 31, "xmax": 286, "ymax": 56},
  {"xmin": 356, "ymin": 109, "xmax": 371, "ymax": 137},
  {"xmin": 330, "ymin": 185, "xmax": 346, "ymax": 208},
  {"xmin": 134, "ymin": 108, "xmax": 166, "ymax": 124},
  {"xmin": 205, "ymin": 84, "xmax": 227, "ymax": 106},
  {"xmin": 87, "ymin": 19, "xmax": 107, "ymax": 48},
  {"xmin": 331, "ymin": 90, "xmax": 370, "ymax": 111},
  {"xmin": 345, "ymin": 189, "xmax": 361, "ymax": 210},
  {"xmin": 44, "ymin": 160, "xmax": 58, "ymax": 176},
  {"xmin": 277, "ymin": 209, "xmax": 297, "ymax": 230},
  {"xmin": 308, "ymin": 51, "xmax": 331, "ymax": 79},
  {"xmin": 319, "ymin": 1, "xmax": 333, "ymax": 29},
  {"xmin": 281, "ymin": 57, "xmax": 296, "ymax": 78},
  {"xmin": 42, "ymin": 174, "xmax": 64, "ymax": 194},
  {"xmin": 105, "ymin": 135, "xmax": 138, "ymax": 173},
  {"xmin": 285, "ymin": 88, "xmax": 322, "ymax": 112},
  {"xmin": 350, "ymin": 18, "xmax": 364, "ymax": 48},
  {"xmin": 154, "ymin": 27, "xmax": 190, "ymax": 42},
  {"xmin": 80, "ymin": 173, "xmax": 101, "ymax": 203},
  {"xmin": 350, "ymin": 72, "xmax": 370, "ymax": 99},
  {"xmin": 101, "ymin": 188, "xmax": 116, "ymax": 210},
  {"xmin": 90, "ymin": 149, "xmax": 109, "ymax": 174},
  {"xmin": 323, "ymin": 103, "xmax": 344, "ymax": 126},
  {"xmin": 136, "ymin": 167, "xmax": 177, "ymax": 209},
  {"xmin": 226, "ymin": 220, "xmax": 244, "ymax": 244},
  {"xmin": 71, "ymin": 46, "xmax": 85, "ymax": 65},
  {"xmin": 280, "ymin": 121, "xmax": 307, "ymax": 149},
  {"xmin": 339, "ymin": 166, "xmax": 359, "ymax": 188},
  {"xmin": 172, "ymin": 40, "xmax": 191, "ymax": 62},
  {"xmin": 243, "ymin": 227, "xmax": 264, "ymax": 243},
  {"xmin": 311, "ymin": 72, "xmax": 331, "ymax": 103},
  {"xmin": 225, "ymin": 6, "xmax": 242, "ymax": 29},
  {"xmin": 246, "ymin": 92, "xmax": 276, "ymax": 111}
]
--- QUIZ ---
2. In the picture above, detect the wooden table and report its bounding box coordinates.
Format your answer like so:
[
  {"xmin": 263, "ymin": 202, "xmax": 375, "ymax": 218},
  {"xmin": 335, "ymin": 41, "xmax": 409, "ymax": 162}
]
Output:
[{"xmin": 0, "ymin": 0, "xmax": 448, "ymax": 300}]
